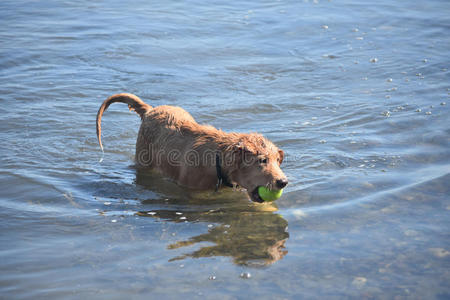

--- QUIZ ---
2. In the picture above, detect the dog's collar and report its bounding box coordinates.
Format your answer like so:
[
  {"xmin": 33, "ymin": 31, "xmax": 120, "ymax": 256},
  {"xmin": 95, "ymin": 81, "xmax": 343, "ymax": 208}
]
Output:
[{"xmin": 216, "ymin": 153, "xmax": 234, "ymax": 191}]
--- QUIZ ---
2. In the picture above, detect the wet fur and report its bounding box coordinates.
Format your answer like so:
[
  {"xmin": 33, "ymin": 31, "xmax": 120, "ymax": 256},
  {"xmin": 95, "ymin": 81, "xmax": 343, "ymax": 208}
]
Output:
[{"xmin": 96, "ymin": 93, "xmax": 287, "ymax": 201}]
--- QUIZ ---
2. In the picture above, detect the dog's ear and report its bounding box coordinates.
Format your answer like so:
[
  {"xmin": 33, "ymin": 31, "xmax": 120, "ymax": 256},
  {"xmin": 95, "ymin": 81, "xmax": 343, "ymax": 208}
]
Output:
[
  {"xmin": 234, "ymin": 141, "xmax": 244, "ymax": 150},
  {"xmin": 232, "ymin": 142, "xmax": 252, "ymax": 167},
  {"xmin": 226, "ymin": 142, "xmax": 243, "ymax": 168},
  {"xmin": 278, "ymin": 149, "xmax": 284, "ymax": 165}
]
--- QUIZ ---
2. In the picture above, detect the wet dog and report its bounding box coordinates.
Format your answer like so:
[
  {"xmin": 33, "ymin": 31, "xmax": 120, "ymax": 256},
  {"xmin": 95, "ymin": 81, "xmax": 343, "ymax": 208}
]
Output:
[{"xmin": 96, "ymin": 93, "xmax": 288, "ymax": 202}]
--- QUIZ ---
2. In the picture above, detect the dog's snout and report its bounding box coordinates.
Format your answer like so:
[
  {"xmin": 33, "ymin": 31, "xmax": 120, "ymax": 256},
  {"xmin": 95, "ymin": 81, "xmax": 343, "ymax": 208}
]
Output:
[{"xmin": 276, "ymin": 178, "xmax": 288, "ymax": 189}]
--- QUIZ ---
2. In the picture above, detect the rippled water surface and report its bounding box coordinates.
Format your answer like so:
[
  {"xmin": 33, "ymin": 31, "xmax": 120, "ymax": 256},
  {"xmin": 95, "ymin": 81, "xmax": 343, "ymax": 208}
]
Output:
[{"xmin": 1, "ymin": 0, "xmax": 449, "ymax": 298}]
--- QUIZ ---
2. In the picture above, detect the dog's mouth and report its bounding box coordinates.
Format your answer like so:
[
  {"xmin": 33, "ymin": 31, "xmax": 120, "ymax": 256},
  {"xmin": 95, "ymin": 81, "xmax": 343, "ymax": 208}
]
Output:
[{"xmin": 249, "ymin": 187, "xmax": 264, "ymax": 203}]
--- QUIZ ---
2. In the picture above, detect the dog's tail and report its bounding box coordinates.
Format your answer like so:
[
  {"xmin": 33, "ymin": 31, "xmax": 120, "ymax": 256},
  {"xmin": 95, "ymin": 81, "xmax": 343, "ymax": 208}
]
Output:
[{"xmin": 96, "ymin": 93, "xmax": 152, "ymax": 151}]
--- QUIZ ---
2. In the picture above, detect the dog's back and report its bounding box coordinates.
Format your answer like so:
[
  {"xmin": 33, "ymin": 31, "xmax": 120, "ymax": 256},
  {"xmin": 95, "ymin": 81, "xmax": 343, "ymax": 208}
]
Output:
[{"xmin": 145, "ymin": 105, "xmax": 197, "ymax": 127}]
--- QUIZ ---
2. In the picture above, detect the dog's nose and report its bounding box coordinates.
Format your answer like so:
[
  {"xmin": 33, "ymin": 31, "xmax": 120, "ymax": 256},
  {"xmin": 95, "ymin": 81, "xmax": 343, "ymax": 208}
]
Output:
[{"xmin": 276, "ymin": 178, "xmax": 288, "ymax": 189}]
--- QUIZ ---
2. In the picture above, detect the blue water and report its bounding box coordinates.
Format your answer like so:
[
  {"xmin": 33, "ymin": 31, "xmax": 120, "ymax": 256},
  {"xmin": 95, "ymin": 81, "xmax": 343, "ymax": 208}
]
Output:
[{"xmin": 1, "ymin": 0, "xmax": 449, "ymax": 298}]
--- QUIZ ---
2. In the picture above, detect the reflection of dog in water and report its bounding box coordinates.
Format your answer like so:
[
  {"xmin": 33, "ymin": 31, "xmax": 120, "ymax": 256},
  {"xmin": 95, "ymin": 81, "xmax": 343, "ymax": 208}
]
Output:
[
  {"xmin": 96, "ymin": 93, "xmax": 288, "ymax": 203},
  {"xmin": 137, "ymin": 208, "xmax": 289, "ymax": 266}
]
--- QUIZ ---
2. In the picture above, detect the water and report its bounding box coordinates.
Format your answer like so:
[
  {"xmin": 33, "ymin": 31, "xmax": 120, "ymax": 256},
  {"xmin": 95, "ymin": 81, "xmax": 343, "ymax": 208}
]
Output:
[{"xmin": 1, "ymin": 0, "xmax": 449, "ymax": 298}]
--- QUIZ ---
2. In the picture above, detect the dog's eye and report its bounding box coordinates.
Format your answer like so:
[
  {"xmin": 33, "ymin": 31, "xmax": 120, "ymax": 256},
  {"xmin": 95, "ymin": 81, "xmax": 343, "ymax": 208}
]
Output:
[{"xmin": 259, "ymin": 158, "xmax": 268, "ymax": 164}]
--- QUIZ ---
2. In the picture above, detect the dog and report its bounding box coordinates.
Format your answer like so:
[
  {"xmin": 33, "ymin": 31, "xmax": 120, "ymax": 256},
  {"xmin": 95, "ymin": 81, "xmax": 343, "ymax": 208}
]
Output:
[{"xmin": 96, "ymin": 93, "xmax": 288, "ymax": 202}]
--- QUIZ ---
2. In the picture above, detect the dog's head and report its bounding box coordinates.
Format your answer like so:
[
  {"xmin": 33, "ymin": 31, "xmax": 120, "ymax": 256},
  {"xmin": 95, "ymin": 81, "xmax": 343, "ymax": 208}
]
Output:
[{"xmin": 226, "ymin": 134, "xmax": 288, "ymax": 203}]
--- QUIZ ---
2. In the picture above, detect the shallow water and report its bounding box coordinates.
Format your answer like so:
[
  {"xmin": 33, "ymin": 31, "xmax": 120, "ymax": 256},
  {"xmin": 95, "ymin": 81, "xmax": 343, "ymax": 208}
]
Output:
[{"xmin": 1, "ymin": 0, "xmax": 449, "ymax": 298}]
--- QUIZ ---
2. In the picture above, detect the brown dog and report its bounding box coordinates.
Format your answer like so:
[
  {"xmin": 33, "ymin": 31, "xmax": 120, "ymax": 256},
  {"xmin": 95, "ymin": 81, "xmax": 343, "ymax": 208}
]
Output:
[{"xmin": 96, "ymin": 93, "xmax": 288, "ymax": 202}]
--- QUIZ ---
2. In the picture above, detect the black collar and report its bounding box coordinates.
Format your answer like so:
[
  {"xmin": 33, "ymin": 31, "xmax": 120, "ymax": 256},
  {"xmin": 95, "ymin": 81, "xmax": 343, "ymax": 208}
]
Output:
[{"xmin": 216, "ymin": 153, "xmax": 234, "ymax": 191}]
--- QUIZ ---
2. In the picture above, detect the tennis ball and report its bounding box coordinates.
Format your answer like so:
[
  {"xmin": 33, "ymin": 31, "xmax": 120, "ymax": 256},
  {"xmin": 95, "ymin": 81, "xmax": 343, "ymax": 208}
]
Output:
[{"xmin": 258, "ymin": 186, "xmax": 283, "ymax": 202}]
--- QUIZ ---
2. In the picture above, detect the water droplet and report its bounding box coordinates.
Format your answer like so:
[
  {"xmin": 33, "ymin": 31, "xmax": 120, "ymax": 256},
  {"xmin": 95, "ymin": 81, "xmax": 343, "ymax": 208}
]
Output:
[
  {"xmin": 370, "ymin": 58, "xmax": 378, "ymax": 63},
  {"xmin": 209, "ymin": 275, "xmax": 216, "ymax": 280},
  {"xmin": 293, "ymin": 209, "xmax": 306, "ymax": 219},
  {"xmin": 321, "ymin": 25, "xmax": 329, "ymax": 29},
  {"xmin": 240, "ymin": 272, "xmax": 251, "ymax": 279},
  {"xmin": 352, "ymin": 277, "xmax": 367, "ymax": 288},
  {"xmin": 415, "ymin": 108, "xmax": 421, "ymax": 112},
  {"xmin": 440, "ymin": 102, "xmax": 446, "ymax": 106},
  {"xmin": 320, "ymin": 140, "xmax": 327, "ymax": 144},
  {"xmin": 425, "ymin": 111, "xmax": 432, "ymax": 115},
  {"xmin": 387, "ymin": 78, "xmax": 393, "ymax": 82}
]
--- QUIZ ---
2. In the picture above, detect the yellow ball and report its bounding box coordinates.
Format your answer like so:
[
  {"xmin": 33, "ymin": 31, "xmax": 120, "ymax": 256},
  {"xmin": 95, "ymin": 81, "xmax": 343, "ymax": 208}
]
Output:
[{"xmin": 258, "ymin": 186, "xmax": 283, "ymax": 202}]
